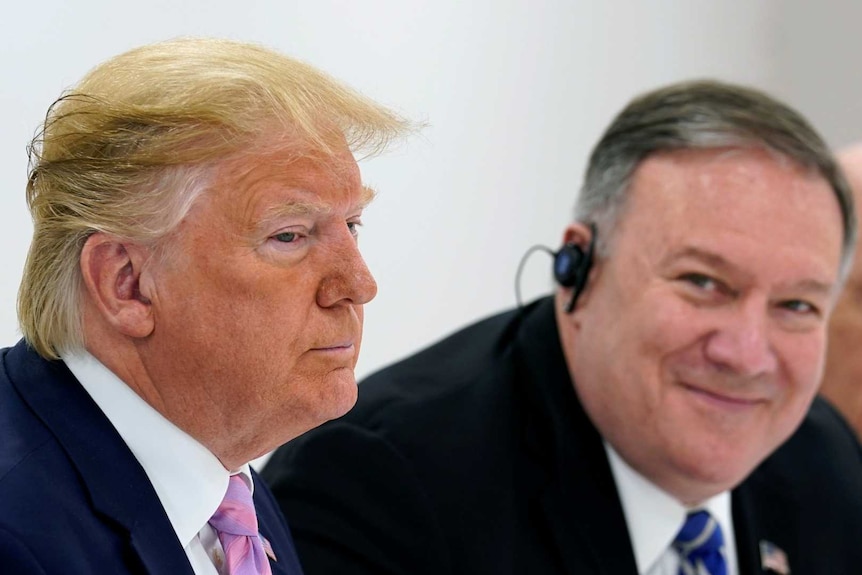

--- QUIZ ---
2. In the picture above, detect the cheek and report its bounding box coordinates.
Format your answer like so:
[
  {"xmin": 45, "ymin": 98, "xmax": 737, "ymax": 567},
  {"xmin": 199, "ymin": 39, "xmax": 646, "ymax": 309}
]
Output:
[
  {"xmin": 782, "ymin": 336, "xmax": 827, "ymax": 398},
  {"xmin": 628, "ymin": 291, "xmax": 699, "ymax": 376},
  {"xmin": 354, "ymin": 305, "xmax": 365, "ymax": 344},
  {"xmin": 773, "ymin": 346, "xmax": 823, "ymax": 445},
  {"xmin": 157, "ymin": 266, "xmax": 315, "ymax": 367},
  {"xmin": 191, "ymin": 252, "xmax": 317, "ymax": 319}
]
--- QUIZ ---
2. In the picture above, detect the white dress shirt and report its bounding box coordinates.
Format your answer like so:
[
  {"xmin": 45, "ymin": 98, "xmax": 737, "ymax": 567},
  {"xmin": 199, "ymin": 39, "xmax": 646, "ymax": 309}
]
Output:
[
  {"xmin": 65, "ymin": 351, "xmax": 252, "ymax": 575},
  {"xmin": 605, "ymin": 443, "xmax": 738, "ymax": 575}
]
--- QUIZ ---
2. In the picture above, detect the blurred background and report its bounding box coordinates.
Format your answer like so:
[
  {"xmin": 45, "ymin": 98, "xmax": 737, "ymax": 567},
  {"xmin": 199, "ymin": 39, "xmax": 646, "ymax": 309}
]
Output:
[{"xmin": 1, "ymin": 0, "xmax": 860, "ymax": 379}]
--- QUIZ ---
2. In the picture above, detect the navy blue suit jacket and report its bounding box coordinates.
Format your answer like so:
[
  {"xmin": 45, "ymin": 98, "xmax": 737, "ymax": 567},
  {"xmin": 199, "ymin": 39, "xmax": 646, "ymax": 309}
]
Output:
[{"xmin": 0, "ymin": 339, "xmax": 303, "ymax": 574}]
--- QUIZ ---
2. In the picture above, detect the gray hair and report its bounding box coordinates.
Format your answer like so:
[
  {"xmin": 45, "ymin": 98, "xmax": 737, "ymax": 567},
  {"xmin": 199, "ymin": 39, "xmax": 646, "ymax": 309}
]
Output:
[{"xmin": 575, "ymin": 79, "xmax": 856, "ymax": 278}]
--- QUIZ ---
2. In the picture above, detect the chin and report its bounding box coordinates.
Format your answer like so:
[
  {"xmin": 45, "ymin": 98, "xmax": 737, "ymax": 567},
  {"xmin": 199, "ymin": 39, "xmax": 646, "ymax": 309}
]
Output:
[
  {"xmin": 325, "ymin": 389, "xmax": 358, "ymax": 421},
  {"xmin": 678, "ymin": 452, "xmax": 758, "ymax": 498},
  {"xmin": 263, "ymin": 368, "xmax": 358, "ymax": 442},
  {"xmin": 313, "ymin": 367, "xmax": 360, "ymax": 421}
]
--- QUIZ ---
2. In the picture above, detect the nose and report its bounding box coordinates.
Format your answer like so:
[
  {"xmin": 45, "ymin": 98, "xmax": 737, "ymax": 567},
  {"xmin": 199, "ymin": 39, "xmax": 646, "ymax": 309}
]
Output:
[
  {"xmin": 316, "ymin": 231, "xmax": 378, "ymax": 309},
  {"xmin": 703, "ymin": 303, "xmax": 778, "ymax": 377}
]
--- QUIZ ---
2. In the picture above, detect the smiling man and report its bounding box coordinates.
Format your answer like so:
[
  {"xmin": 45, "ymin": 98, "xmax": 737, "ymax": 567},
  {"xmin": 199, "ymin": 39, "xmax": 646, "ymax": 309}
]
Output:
[
  {"xmin": 264, "ymin": 81, "xmax": 862, "ymax": 574},
  {"xmin": 0, "ymin": 38, "xmax": 409, "ymax": 574}
]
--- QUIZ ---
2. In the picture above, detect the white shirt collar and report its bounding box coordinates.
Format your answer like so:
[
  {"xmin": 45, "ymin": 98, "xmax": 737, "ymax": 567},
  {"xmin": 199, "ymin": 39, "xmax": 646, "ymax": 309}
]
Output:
[
  {"xmin": 64, "ymin": 351, "xmax": 253, "ymax": 548},
  {"xmin": 604, "ymin": 442, "xmax": 737, "ymax": 575}
]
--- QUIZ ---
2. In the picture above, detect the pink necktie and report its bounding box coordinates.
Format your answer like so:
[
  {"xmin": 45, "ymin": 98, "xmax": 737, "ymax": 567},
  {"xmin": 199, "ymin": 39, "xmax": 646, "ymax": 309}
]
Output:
[{"xmin": 208, "ymin": 475, "xmax": 273, "ymax": 575}]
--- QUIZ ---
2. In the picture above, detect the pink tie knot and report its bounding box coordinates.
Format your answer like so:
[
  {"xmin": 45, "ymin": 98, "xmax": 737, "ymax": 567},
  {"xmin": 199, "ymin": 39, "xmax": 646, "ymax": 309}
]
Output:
[
  {"xmin": 208, "ymin": 475, "xmax": 273, "ymax": 575},
  {"xmin": 210, "ymin": 475, "xmax": 259, "ymax": 537}
]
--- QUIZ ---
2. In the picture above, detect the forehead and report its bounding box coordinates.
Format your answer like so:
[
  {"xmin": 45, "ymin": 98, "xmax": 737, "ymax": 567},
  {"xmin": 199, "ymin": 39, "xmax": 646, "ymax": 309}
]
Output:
[
  {"xmin": 226, "ymin": 141, "xmax": 360, "ymax": 191},
  {"xmin": 624, "ymin": 147, "xmax": 838, "ymax": 219},
  {"xmin": 616, "ymin": 147, "xmax": 844, "ymax": 279},
  {"xmin": 205, "ymin": 142, "xmax": 367, "ymax": 221}
]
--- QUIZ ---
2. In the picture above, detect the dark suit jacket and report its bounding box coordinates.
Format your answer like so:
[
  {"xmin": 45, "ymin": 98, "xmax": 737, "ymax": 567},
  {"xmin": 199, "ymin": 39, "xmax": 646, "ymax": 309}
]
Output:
[
  {"xmin": 263, "ymin": 297, "xmax": 862, "ymax": 575},
  {"xmin": 0, "ymin": 339, "xmax": 303, "ymax": 575}
]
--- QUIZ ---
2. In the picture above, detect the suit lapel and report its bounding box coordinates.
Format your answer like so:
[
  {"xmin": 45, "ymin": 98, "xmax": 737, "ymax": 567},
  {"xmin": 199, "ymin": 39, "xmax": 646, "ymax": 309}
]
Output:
[
  {"xmin": 732, "ymin": 457, "xmax": 799, "ymax": 575},
  {"xmin": 252, "ymin": 469, "xmax": 305, "ymax": 575},
  {"xmin": 7, "ymin": 341, "xmax": 194, "ymax": 575},
  {"xmin": 516, "ymin": 299, "xmax": 639, "ymax": 575},
  {"xmin": 130, "ymin": 523, "xmax": 198, "ymax": 575},
  {"xmin": 537, "ymin": 463, "xmax": 639, "ymax": 575}
]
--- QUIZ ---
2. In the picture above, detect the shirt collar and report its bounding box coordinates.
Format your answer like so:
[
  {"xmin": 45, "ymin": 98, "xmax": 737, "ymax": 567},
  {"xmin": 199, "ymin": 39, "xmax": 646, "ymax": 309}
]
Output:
[
  {"xmin": 604, "ymin": 442, "xmax": 736, "ymax": 574},
  {"xmin": 64, "ymin": 351, "xmax": 254, "ymax": 547}
]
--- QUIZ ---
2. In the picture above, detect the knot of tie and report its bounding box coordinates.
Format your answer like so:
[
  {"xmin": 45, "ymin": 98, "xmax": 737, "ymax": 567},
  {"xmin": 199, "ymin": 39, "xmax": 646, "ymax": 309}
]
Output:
[
  {"xmin": 208, "ymin": 475, "xmax": 273, "ymax": 575},
  {"xmin": 672, "ymin": 510, "xmax": 727, "ymax": 575}
]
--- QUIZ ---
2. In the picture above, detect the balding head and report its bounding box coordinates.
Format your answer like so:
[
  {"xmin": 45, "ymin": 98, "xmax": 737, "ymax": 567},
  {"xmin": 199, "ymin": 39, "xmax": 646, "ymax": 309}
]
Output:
[{"xmin": 822, "ymin": 143, "xmax": 862, "ymax": 438}]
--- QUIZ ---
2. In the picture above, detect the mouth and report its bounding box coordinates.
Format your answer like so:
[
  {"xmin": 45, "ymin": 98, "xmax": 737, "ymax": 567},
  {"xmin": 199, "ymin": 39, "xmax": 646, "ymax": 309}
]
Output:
[
  {"xmin": 680, "ymin": 382, "xmax": 765, "ymax": 411},
  {"xmin": 309, "ymin": 342, "xmax": 356, "ymax": 355}
]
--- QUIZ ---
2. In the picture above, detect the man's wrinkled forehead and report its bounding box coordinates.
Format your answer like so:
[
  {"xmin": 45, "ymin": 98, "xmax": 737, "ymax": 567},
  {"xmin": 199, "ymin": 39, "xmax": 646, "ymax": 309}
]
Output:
[
  {"xmin": 209, "ymin": 136, "xmax": 360, "ymax": 192},
  {"xmin": 257, "ymin": 185, "xmax": 376, "ymax": 224}
]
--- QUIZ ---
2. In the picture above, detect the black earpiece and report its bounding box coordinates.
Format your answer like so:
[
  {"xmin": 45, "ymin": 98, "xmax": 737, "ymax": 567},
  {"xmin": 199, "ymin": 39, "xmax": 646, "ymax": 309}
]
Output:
[
  {"xmin": 553, "ymin": 243, "xmax": 588, "ymax": 287},
  {"xmin": 554, "ymin": 224, "xmax": 596, "ymax": 313}
]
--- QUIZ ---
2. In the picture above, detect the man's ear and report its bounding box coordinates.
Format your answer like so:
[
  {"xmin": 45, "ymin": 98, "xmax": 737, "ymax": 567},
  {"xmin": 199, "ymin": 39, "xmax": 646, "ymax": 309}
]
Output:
[
  {"xmin": 79, "ymin": 232, "xmax": 155, "ymax": 338},
  {"xmin": 561, "ymin": 221, "xmax": 593, "ymax": 247}
]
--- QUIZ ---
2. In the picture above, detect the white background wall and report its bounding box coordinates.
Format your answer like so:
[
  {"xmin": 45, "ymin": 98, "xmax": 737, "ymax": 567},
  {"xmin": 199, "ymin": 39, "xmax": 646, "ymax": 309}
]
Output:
[{"xmin": 1, "ymin": 1, "xmax": 860, "ymax": 379}]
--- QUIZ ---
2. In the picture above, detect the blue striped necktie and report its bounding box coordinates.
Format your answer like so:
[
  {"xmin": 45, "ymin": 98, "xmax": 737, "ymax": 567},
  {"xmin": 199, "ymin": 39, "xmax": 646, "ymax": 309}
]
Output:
[{"xmin": 672, "ymin": 510, "xmax": 728, "ymax": 575}]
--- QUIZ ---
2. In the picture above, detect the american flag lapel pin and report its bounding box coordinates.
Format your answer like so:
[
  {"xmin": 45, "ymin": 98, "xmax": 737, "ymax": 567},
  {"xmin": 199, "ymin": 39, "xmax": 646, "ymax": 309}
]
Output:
[
  {"xmin": 260, "ymin": 534, "xmax": 278, "ymax": 562},
  {"xmin": 759, "ymin": 540, "xmax": 790, "ymax": 574}
]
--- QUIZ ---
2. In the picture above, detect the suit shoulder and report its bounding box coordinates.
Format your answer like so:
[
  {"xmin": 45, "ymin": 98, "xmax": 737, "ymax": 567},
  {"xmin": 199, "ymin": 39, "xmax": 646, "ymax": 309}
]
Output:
[
  {"xmin": 0, "ymin": 526, "xmax": 50, "ymax": 574},
  {"xmin": 788, "ymin": 396, "xmax": 861, "ymax": 463},
  {"xmin": 337, "ymin": 304, "xmax": 532, "ymax": 453},
  {"xmin": 356, "ymin": 305, "xmax": 526, "ymax": 413},
  {"xmin": 0, "ymin": 427, "xmax": 88, "ymax": 531},
  {"xmin": 754, "ymin": 396, "xmax": 862, "ymax": 490},
  {"xmin": 0, "ymin": 347, "xmax": 55, "ymax": 483},
  {"xmin": 0, "ymin": 345, "xmax": 131, "ymax": 571}
]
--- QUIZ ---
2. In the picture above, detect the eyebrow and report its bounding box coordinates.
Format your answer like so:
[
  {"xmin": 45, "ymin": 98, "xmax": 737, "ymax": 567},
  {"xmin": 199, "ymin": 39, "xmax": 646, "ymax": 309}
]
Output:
[
  {"xmin": 665, "ymin": 246, "xmax": 835, "ymax": 296},
  {"xmin": 258, "ymin": 185, "xmax": 377, "ymax": 226},
  {"xmin": 664, "ymin": 247, "xmax": 731, "ymax": 270}
]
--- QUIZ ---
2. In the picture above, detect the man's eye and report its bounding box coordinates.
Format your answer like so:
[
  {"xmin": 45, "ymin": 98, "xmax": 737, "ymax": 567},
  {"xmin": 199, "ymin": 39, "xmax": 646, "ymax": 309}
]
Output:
[
  {"xmin": 781, "ymin": 300, "xmax": 818, "ymax": 315},
  {"xmin": 681, "ymin": 273, "xmax": 717, "ymax": 291},
  {"xmin": 274, "ymin": 231, "xmax": 297, "ymax": 243},
  {"xmin": 347, "ymin": 221, "xmax": 361, "ymax": 238}
]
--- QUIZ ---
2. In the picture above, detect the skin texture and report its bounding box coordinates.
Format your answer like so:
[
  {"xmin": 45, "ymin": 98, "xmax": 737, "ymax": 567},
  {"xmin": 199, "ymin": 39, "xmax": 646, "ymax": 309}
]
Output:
[
  {"xmin": 821, "ymin": 144, "xmax": 862, "ymax": 438},
  {"xmin": 557, "ymin": 147, "xmax": 844, "ymax": 505},
  {"xmin": 79, "ymin": 138, "xmax": 377, "ymax": 470}
]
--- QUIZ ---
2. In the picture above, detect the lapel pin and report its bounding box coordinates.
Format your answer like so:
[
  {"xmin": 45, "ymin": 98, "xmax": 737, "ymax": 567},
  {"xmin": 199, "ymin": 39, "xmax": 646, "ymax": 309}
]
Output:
[{"xmin": 759, "ymin": 540, "xmax": 790, "ymax": 574}]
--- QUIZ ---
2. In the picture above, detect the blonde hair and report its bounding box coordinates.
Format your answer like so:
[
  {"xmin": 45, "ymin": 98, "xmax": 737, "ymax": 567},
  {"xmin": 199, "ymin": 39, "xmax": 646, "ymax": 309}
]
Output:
[{"xmin": 19, "ymin": 37, "xmax": 411, "ymax": 359}]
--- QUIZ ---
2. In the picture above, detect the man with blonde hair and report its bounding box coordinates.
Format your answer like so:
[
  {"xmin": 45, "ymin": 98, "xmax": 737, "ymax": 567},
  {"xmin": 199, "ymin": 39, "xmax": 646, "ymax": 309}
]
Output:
[
  {"xmin": 0, "ymin": 37, "xmax": 409, "ymax": 574},
  {"xmin": 821, "ymin": 143, "xmax": 862, "ymax": 438}
]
